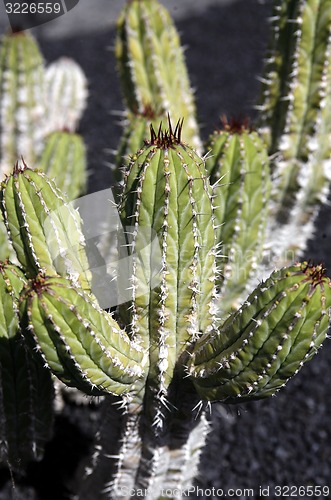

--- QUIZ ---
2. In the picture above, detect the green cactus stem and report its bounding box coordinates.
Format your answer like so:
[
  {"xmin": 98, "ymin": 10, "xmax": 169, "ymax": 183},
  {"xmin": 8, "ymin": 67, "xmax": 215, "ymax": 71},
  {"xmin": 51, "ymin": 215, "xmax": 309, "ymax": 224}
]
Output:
[
  {"xmin": 0, "ymin": 161, "xmax": 92, "ymax": 291},
  {"xmin": 258, "ymin": 0, "xmax": 331, "ymax": 161},
  {"xmin": 0, "ymin": 262, "xmax": 54, "ymax": 470},
  {"xmin": 78, "ymin": 122, "xmax": 218, "ymax": 498},
  {"xmin": 189, "ymin": 262, "xmax": 331, "ymax": 403},
  {"xmin": 205, "ymin": 118, "xmax": 271, "ymax": 315},
  {"xmin": 116, "ymin": 0, "xmax": 201, "ymax": 152},
  {"xmin": 0, "ymin": 32, "xmax": 46, "ymax": 178},
  {"xmin": 45, "ymin": 57, "xmax": 88, "ymax": 134},
  {"xmin": 119, "ymin": 121, "xmax": 217, "ymax": 421},
  {"xmin": 256, "ymin": 0, "xmax": 331, "ymax": 265},
  {"xmin": 97, "ymin": 121, "xmax": 216, "ymax": 495},
  {"xmin": 39, "ymin": 130, "xmax": 87, "ymax": 200},
  {"xmin": 20, "ymin": 274, "xmax": 146, "ymax": 397}
]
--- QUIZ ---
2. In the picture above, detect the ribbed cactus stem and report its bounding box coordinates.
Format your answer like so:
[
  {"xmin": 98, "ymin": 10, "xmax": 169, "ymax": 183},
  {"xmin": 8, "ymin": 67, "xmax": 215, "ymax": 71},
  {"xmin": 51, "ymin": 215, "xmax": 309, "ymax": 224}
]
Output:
[
  {"xmin": 0, "ymin": 262, "xmax": 54, "ymax": 470},
  {"xmin": 257, "ymin": 0, "xmax": 331, "ymax": 266},
  {"xmin": 205, "ymin": 119, "xmax": 271, "ymax": 314},
  {"xmin": 39, "ymin": 130, "xmax": 87, "ymax": 200},
  {"xmin": 258, "ymin": 0, "xmax": 331, "ymax": 160},
  {"xmin": 0, "ymin": 162, "xmax": 92, "ymax": 291},
  {"xmin": 20, "ymin": 274, "xmax": 146, "ymax": 397},
  {"xmin": 189, "ymin": 262, "xmax": 331, "ymax": 402},
  {"xmin": 116, "ymin": 0, "xmax": 201, "ymax": 152},
  {"xmin": 0, "ymin": 32, "xmax": 46, "ymax": 177},
  {"xmin": 45, "ymin": 57, "xmax": 88, "ymax": 133},
  {"xmin": 272, "ymin": 1, "xmax": 331, "ymax": 256},
  {"xmin": 120, "ymin": 121, "xmax": 217, "ymax": 426}
]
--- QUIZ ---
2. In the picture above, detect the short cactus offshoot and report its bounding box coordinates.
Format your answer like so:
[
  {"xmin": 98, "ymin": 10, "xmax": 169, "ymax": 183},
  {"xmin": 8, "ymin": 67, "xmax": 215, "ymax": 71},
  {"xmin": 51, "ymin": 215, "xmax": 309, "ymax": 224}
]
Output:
[{"xmin": 1, "ymin": 0, "xmax": 331, "ymax": 498}]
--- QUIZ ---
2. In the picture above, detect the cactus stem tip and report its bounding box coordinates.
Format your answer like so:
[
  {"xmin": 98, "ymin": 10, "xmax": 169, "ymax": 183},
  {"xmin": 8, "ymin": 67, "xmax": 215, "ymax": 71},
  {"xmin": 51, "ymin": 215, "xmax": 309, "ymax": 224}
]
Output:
[
  {"xmin": 146, "ymin": 116, "xmax": 184, "ymax": 149},
  {"xmin": 13, "ymin": 157, "xmax": 29, "ymax": 176},
  {"xmin": 300, "ymin": 261, "xmax": 328, "ymax": 287},
  {"xmin": 220, "ymin": 115, "xmax": 253, "ymax": 134}
]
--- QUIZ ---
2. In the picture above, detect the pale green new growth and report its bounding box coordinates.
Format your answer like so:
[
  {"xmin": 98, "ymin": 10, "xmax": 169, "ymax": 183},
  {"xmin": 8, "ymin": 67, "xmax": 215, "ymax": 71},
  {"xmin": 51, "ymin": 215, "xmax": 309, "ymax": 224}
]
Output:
[{"xmin": 45, "ymin": 57, "xmax": 88, "ymax": 134}]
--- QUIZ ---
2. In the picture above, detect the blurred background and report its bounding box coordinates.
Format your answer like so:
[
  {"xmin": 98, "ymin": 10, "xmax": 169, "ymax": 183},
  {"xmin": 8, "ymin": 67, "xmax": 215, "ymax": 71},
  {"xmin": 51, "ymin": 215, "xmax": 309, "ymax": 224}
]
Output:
[{"xmin": 0, "ymin": 1, "xmax": 330, "ymax": 498}]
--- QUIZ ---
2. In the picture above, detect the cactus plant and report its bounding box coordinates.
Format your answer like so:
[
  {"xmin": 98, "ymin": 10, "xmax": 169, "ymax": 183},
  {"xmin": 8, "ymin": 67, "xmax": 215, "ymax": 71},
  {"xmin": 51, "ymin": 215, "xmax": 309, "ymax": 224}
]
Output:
[
  {"xmin": 1, "ymin": 0, "xmax": 331, "ymax": 499},
  {"xmin": 205, "ymin": 118, "xmax": 272, "ymax": 315},
  {"xmin": 38, "ymin": 130, "xmax": 88, "ymax": 200},
  {"xmin": 0, "ymin": 30, "xmax": 88, "ymax": 199}
]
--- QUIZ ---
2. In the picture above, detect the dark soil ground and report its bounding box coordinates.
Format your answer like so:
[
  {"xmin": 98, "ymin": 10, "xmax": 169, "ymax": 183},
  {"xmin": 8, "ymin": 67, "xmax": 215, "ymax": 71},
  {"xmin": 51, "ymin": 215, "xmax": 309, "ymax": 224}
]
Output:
[{"xmin": 1, "ymin": 0, "xmax": 331, "ymax": 498}]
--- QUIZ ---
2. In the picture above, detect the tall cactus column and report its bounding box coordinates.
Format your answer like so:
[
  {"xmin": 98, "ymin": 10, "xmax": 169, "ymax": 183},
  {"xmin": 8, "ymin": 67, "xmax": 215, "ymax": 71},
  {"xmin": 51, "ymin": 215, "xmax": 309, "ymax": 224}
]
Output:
[
  {"xmin": 119, "ymin": 122, "xmax": 217, "ymax": 420},
  {"xmin": 0, "ymin": 32, "xmax": 46, "ymax": 177},
  {"xmin": 79, "ymin": 122, "xmax": 218, "ymax": 499},
  {"xmin": 205, "ymin": 119, "xmax": 271, "ymax": 314},
  {"xmin": 115, "ymin": 0, "xmax": 201, "ymax": 153},
  {"xmin": 257, "ymin": 0, "xmax": 331, "ymax": 267}
]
